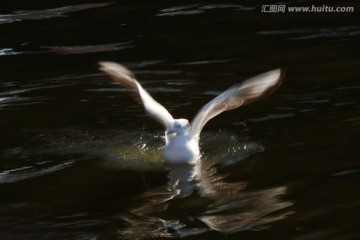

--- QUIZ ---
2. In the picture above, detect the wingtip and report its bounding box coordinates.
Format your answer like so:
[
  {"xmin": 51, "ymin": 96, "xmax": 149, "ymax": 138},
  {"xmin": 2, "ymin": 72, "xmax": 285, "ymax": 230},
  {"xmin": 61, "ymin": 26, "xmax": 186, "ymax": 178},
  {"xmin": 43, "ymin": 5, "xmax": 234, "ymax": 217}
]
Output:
[
  {"xmin": 98, "ymin": 61, "xmax": 124, "ymax": 72},
  {"xmin": 98, "ymin": 61, "xmax": 109, "ymax": 69},
  {"xmin": 268, "ymin": 68, "xmax": 285, "ymax": 95},
  {"xmin": 277, "ymin": 68, "xmax": 286, "ymax": 86},
  {"xmin": 98, "ymin": 61, "xmax": 136, "ymax": 81},
  {"xmin": 278, "ymin": 68, "xmax": 286, "ymax": 79},
  {"xmin": 267, "ymin": 68, "xmax": 285, "ymax": 86},
  {"xmin": 98, "ymin": 61, "xmax": 116, "ymax": 73},
  {"xmin": 268, "ymin": 68, "xmax": 285, "ymax": 80}
]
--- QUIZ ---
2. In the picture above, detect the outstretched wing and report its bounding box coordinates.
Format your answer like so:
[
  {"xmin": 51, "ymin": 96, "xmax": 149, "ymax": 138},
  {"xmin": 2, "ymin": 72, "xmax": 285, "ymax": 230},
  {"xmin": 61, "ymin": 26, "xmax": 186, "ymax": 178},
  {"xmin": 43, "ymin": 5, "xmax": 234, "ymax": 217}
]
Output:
[
  {"xmin": 99, "ymin": 62, "xmax": 174, "ymax": 129},
  {"xmin": 190, "ymin": 69, "xmax": 284, "ymax": 142}
]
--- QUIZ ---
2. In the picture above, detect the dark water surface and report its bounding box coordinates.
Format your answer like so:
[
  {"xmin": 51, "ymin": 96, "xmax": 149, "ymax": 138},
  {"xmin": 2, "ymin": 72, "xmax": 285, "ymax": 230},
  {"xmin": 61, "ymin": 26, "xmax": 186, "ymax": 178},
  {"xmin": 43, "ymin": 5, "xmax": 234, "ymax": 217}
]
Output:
[{"xmin": 1, "ymin": 1, "xmax": 359, "ymax": 239}]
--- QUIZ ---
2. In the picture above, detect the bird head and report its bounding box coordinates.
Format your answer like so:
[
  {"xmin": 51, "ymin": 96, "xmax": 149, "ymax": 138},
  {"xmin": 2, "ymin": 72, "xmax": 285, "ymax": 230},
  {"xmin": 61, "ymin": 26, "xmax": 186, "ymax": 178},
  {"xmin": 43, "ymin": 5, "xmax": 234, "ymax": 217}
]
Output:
[{"xmin": 167, "ymin": 119, "xmax": 191, "ymax": 135}]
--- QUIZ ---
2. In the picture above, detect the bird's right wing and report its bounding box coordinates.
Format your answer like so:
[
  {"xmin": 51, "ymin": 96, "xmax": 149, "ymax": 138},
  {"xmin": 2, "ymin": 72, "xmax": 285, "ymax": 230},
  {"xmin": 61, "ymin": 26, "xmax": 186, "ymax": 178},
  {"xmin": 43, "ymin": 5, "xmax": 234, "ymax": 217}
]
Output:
[
  {"xmin": 99, "ymin": 62, "xmax": 174, "ymax": 129},
  {"xmin": 190, "ymin": 69, "xmax": 284, "ymax": 142}
]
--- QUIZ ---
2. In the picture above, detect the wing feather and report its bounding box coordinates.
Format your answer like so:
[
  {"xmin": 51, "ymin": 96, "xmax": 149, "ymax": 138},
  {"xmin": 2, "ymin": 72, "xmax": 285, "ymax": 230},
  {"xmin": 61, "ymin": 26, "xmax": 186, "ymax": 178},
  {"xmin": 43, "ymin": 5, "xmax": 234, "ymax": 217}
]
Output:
[
  {"xmin": 99, "ymin": 62, "xmax": 174, "ymax": 129},
  {"xmin": 190, "ymin": 69, "xmax": 284, "ymax": 141}
]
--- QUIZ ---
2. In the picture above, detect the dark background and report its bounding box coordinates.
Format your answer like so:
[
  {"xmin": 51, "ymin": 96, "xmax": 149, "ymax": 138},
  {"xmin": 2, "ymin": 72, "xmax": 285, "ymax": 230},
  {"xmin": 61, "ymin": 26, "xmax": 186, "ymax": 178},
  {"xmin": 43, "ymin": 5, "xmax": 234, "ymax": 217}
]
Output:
[{"xmin": 0, "ymin": 1, "xmax": 359, "ymax": 239}]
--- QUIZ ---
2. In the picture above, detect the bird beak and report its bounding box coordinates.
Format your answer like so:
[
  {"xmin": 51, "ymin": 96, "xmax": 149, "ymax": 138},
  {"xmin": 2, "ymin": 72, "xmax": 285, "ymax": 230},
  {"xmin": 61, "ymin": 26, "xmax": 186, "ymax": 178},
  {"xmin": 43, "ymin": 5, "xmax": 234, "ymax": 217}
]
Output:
[{"xmin": 167, "ymin": 129, "xmax": 178, "ymax": 134}]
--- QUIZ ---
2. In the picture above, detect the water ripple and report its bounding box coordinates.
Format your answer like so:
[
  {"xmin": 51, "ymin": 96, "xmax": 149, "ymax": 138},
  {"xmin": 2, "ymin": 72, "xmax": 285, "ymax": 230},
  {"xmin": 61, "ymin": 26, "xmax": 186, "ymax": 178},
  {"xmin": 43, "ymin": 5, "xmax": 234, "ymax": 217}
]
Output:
[
  {"xmin": 256, "ymin": 26, "xmax": 360, "ymax": 40},
  {"xmin": 0, "ymin": 42, "xmax": 130, "ymax": 57},
  {"xmin": 42, "ymin": 42, "xmax": 132, "ymax": 55},
  {"xmin": 0, "ymin": 48, "xmax": 20, "ymax": 56},
  {"xmin": 246, "ymin": 113, "xmax": 296, "ymax": 122},
  {"xmin": 0, "ymin": 96, "xmax": 46, "ymax": 109},
  {"xmin": 0, "ymin": 160, "xmax": 74, "ymax": 184},
  {"xmin": 0, "ymin": 74, "xmax": 98, "ymax": 109},
  {"xmin": 175, "ymin": 59, "xmax": 235, "ymax": 66},
  {"xmin": 157, "ymin": 4, "xmax": 254, "ymax": 17},
  {"xmin": 0, "ymin": 2, "xmax": 111, "ymax": 24}
]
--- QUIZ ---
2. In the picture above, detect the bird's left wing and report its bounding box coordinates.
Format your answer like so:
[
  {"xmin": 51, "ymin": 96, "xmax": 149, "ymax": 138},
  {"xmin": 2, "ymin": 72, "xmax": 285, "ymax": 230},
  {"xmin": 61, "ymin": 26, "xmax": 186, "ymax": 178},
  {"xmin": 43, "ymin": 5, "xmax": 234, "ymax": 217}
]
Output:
[
  {"xmin": 190, "ymin": 69, "xmax": 284, "ymax": 142},
  {"xmin": 99, "ymin": 62, "xmax": 174, "ymax": 129}
]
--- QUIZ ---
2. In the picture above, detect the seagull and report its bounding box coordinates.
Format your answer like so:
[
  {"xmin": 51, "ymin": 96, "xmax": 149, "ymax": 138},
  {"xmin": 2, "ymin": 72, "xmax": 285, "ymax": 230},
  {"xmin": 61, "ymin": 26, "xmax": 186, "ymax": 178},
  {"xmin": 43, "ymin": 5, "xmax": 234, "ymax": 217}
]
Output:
[{"xmin": 99, "ymin": 62, "xmax": 283, "ymax": 164}]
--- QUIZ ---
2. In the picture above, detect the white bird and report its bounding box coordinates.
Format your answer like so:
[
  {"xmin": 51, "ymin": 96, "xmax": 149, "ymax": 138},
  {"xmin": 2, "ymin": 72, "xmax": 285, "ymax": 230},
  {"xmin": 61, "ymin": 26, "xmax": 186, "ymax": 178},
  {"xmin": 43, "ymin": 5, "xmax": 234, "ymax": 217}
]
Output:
[{"xmin": 99, "ymin": 62, "xmax": 283, "ymax": 164}]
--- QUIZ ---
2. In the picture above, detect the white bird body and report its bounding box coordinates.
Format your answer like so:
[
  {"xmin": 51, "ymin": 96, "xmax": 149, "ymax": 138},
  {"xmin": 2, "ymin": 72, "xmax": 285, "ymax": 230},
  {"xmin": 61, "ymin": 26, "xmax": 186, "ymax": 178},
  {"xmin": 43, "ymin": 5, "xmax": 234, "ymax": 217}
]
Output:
[
  {"xmin": 164, "ymin": 120, "xmax": 200, "ymax": 164},
  {"xmin": 99, "ymin": 62, "xmax": 283, "ymax": 164}
]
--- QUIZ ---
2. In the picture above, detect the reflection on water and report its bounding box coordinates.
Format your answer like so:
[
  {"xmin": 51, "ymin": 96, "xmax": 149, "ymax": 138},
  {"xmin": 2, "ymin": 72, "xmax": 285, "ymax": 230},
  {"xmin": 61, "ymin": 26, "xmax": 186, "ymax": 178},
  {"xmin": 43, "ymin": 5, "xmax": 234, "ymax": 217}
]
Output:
[{"xmin": 115, "ymin": 160, "xmax": 292, "ymax": 238}]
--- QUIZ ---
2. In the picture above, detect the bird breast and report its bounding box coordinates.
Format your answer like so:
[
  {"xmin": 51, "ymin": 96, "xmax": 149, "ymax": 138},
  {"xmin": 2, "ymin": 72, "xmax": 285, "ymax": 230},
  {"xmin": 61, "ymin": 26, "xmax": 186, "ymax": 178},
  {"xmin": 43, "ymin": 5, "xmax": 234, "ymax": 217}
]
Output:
[{"xmin": 163, "ymin": 135, "xmax": 199, "ymax": 164}]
